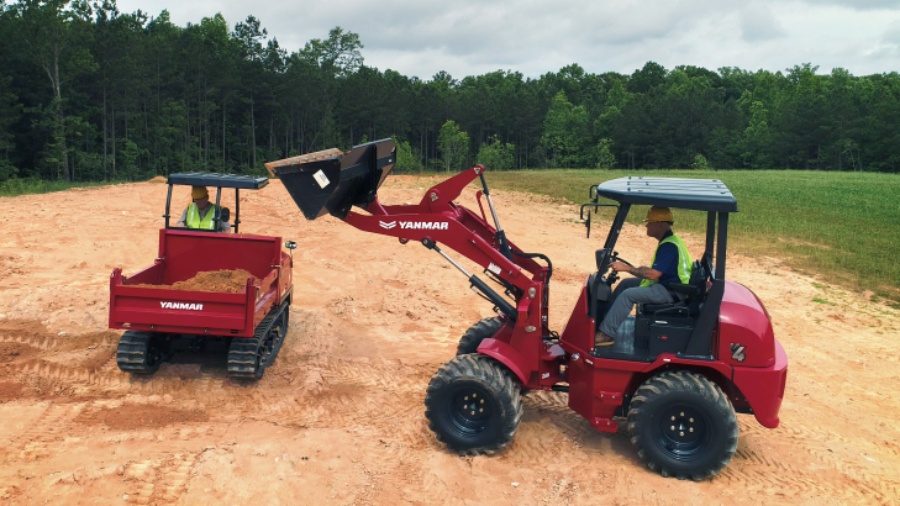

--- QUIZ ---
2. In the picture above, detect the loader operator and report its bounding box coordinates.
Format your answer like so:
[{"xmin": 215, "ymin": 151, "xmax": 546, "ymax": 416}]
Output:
[
  {"xmin": 176, "ymin": 186, "xmax": 230, "ymax": 232},
  {"xmin": 595, "ymin": 206, "xmax": 691, "ymax": 347}
]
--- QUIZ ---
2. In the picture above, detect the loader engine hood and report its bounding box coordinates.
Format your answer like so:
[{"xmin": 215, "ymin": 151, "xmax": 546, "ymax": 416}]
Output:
[{"xmin": 718, "ymin": 280, "xmax": 776, "ymax": 368}]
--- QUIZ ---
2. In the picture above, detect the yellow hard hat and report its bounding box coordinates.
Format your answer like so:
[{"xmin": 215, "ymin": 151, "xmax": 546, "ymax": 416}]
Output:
[
  {"xmin": 643, "ymin": 206, "xmax": 674, "ymax": 223},
  {"xmin": 191, "ymin": 186, "xmax": 208, "ymax": 200}
]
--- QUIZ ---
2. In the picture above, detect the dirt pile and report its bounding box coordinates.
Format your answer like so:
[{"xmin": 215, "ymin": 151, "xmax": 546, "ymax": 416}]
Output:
[{"xmin": 131, "ymin": 269, "xmax": 256, "ymax": 293}]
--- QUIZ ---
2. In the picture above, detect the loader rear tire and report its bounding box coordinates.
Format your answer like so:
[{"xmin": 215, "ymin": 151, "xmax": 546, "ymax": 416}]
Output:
[
  {"xmin": 425, "ymin": 354, "xmax": 523, "ymax": 455},
  {"xmin": 456, "ymin": 317, "xmax": 503, "ymax": 355},
  {"xmin": 626, "ymin": 370, "xmax": 738, "ymax": 481},
  {"xmin": 116, "ymin": 331, "xmax": 163, "ymax": 375}
]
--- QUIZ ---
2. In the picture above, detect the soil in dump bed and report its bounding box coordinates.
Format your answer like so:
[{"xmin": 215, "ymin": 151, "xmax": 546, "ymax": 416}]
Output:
[{"xmin": 132, "ymin": 269, "xmax": 256, "ymax": 293}]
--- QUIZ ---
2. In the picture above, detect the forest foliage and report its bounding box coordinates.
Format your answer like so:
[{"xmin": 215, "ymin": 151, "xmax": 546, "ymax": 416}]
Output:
[{"xmin": 1, "ymin": 0, "xmax": 899, "ymax": 183}]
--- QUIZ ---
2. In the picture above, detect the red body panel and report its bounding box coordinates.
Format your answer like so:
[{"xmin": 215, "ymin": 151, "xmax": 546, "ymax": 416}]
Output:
[
  {"xmin": 556, "ymin": 278, "xmax": 787, "ymax": 432},
  {"xmin": 718, "ymin": 280, "xmax": 787, "ymax": 427},
  {"xmin": 718, "ymin": 280, "xmax": 776, "ymax": 368},
  {"xmin": 733, "ymin": 340, "xmax": 788, "ymax": 428},
  {"xmin": 311, "ymin": 165, "xmax": 786, "ymax": 435},
  {"xmin": 109, "ymin": 229, "xmax": 292, "ymax": 338}
]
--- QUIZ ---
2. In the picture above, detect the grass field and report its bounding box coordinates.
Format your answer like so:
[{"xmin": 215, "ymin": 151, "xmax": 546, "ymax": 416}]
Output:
[
  {"xmin": 484, "ymin": 169, "xmax": 900, "ymax": 304},
  {"xmin": 0, "ymin": 177, "xmax": 105, "ymax": 196}
]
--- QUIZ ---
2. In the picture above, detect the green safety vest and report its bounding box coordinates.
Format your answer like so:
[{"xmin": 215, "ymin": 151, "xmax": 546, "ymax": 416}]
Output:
[
  {"xmin": 639, "ymin": 234, "xmax": 692, "ymax": 287},
  {"xmin": 186, "ymin": 203, "xmax": 217, "ymax": 230}
]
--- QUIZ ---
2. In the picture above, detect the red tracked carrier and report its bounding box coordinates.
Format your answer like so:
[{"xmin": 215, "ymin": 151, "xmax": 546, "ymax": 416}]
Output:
[{"xmin": 108, "ymin": 173, "xmax": 294, "ymax": 380}]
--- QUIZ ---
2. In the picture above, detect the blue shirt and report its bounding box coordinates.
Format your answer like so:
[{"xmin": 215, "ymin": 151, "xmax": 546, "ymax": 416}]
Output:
[{"xmin": 651, "ymin": 231, "xmax": 681, "ymax": 286}]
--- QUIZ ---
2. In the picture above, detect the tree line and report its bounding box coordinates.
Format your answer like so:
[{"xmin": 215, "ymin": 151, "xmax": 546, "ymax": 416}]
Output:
[{"xmin": 1, "ymin": 0, "xmax": 898, "ymax": 184}]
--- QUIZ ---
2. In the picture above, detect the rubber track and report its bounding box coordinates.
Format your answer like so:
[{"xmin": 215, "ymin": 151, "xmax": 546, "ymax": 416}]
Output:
[
  {"xmin": 115, "ymin": 331, "xmax": 159, "ymax": 374},
  {"xmin": 226, "ymin": 302, "xmax": 288, "ymax": 380}
]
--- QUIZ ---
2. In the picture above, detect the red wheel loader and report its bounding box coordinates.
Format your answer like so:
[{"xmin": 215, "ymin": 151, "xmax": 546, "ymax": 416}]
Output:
[
  {"xmin": 267, "ymin": 139, "xmax": 787, "ymax": 480},
  {"xmin": 108, "ymin": 173, "xmax": 294, "ymax": 380}
]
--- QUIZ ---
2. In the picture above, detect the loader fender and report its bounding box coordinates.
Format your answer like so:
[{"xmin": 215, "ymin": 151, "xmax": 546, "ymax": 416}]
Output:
[
  {"xmin": 475, "ymin": 338, "xmax": 529, "ymax": 386},
  {"xmin": 731, "ymin": 340, "xmax": 788, "ymax": 428}
]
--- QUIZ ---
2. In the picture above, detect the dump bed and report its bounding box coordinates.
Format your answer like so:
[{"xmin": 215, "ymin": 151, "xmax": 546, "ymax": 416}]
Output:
[{"xmin": 109, "ymin": 229, "xmax": 292, "ymax": 337}]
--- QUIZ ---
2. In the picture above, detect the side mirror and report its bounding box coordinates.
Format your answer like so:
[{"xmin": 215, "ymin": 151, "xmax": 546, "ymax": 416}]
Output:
[{"xmin": 284, "ymin": 241, "xmax": 297, "ymax": 250}]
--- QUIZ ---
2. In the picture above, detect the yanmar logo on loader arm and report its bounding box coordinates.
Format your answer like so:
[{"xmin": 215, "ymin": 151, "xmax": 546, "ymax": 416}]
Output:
[
  {"xmin": 160, "ymin": 301, "xmax": 204, "ymax": 311},
  {"xmin": 379, "ymin": 220, "xmax": 449, "ymax": 231}
]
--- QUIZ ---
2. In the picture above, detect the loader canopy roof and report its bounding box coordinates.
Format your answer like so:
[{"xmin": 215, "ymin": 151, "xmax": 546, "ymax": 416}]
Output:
[
  {"xmin": 167, "ymin": 173, "xmax": 269, "ymax": 190},
  {"xmin": 595, "ymin": 177, "xmax": 737, "ymax": 213}
]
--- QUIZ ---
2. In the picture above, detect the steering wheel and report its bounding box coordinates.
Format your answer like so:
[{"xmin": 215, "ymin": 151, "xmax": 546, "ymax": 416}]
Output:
[
  {"xmin": 605, "ymin": 251, "xmax": 634, "ymax": 286},
  {"xmin": 612, "ymin": 253, "xmax": 634, "ymax": 268}
]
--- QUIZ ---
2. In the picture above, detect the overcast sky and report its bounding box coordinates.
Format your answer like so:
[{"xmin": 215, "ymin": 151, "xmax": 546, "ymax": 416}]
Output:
[{"xmin": 113, "ymin": 0, "xmax": 900, "ymax": 81}]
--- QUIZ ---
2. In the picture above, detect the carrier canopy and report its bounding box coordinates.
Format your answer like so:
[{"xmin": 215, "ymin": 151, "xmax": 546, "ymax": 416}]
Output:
[{"xmin": 265, "ymin": 139, "xmax": 397, "ymax": 220}]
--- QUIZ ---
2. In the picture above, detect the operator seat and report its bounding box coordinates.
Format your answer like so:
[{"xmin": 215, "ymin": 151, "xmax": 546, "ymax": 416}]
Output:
[{"xmin": 641, "ymin": 256, "xmax": 710, "ymax": 318}]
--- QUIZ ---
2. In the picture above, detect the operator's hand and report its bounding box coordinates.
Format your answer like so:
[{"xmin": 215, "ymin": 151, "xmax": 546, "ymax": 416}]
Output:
[{"xmin": 610, "ymin": 261, "xmax": 630, "ymax": 273}]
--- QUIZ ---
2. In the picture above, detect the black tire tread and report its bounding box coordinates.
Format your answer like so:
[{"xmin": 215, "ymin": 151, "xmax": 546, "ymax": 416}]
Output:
[
  {"xmin": 456, "ymin": 317, "xmax": 503, "ymax": 355},
  {"xmin": 425, "ymin": 354, "xmax": 523, "ymax": 456},
  {"xmin": 627, "ymin": 370, "xmax": 738, "ymax": 481}
]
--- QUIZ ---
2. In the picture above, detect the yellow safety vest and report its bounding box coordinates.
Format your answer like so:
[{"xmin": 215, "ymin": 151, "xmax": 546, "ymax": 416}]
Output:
[
  {"xmin": 640, "ymin": 234, "xmax": 692, "ymax": 287},
  {"xmin": 186, "ymin": 203, "xmax": 218, "ymax": 230}
]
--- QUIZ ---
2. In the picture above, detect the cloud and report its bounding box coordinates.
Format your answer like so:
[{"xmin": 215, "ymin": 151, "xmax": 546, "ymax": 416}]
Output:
[
  {"xmin": 113, "ymin": 0, "xmax": 900, "ymax": 79},
  {"xmin": 884, "ymin": 19, "xmax": 900, "ymax": 45},
  {"xmin": 799, "ymin": 0, "xmax": 900, "ymax": 10},
  {"xmin": 739, "ymin": 3, "xmax": 788, "ymax": 42}
]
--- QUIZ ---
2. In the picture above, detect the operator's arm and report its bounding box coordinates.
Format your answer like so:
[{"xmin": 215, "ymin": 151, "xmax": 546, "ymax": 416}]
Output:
[
  {"xmin": 611, "ymin": 243, "xmax": 677, "ymax": 281},
  {"xmin": 611, "ymin": 261, "xmax": 662, "ymax": 280}
]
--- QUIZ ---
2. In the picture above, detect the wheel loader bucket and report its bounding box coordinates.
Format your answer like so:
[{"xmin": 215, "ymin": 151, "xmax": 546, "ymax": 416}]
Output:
[{"xmin": 265, "ymin": 139, "xmax": 397, "ymax": 220}]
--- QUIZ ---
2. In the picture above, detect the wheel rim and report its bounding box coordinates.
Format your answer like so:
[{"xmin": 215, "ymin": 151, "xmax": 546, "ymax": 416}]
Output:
[
  {"xmin": 652, "ymin": 402, "xmax": 712, "ymax": 460},
  {"xmin": 448, "ymin": 385, "xmax": 496, "ymax": 437}
]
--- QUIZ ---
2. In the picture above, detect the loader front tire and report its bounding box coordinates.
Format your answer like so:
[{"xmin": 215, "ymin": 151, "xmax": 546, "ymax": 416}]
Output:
[
  {"xmin": 627, "ymin": 370, "xmax": 738, "ymax": 481},
  {"xmin": 456, "ymin": 317, "xmax": 503, "ymax": 355},
  {"xmin": 425, "ymin": 354, "xmax": 523, "ymax": 455}
]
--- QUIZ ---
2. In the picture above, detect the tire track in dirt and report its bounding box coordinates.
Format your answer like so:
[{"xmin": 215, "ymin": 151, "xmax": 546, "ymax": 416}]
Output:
[
  {"xmin": 227, "ymin": 356, "xmax": 442, "ymax": 453},
  {"xmin": 5, "ymin": 358, "xmax": 184, "ymax": 398},
  {"xmin": 121, "ymin": 451, "xmax": 202, "ymax": 505},
  {"xmin": 719, "ymin": 421, "xmax": 898, "ymax": 504},
  {"xmin": 519, "ymin": 390, "xmax": 616, "ymax": 452},
  {"xmin": 718, "ymin": 465, "xmax": 891, "ymax": 505},
  {"xmin": 6, "ymin": 402, "xmax": 87, "ymax": 461},
  {"xmin": 0, "ymin": 334, "xmax": 56, "ymax": 351}
]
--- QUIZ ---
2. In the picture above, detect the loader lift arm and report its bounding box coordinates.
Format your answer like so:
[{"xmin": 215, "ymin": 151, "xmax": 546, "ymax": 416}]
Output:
[{"xmin": 267, "ymin": 139, "xmax": 551, "ymax": 330}]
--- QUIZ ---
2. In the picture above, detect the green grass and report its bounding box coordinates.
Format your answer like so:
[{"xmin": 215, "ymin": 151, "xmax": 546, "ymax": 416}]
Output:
[
  {"xmin": 0, "ymin": 178, "xmax": 106, "ymax": 196},
  {"xmin": 483, "ymin": 169, "xmax": 900, "ymax": 302}
]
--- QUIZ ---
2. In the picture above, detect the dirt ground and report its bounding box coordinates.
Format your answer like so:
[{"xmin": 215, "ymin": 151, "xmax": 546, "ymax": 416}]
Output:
[{"xmin": 0, "ymin": 175, "xmax": 897, "ymax": 505}]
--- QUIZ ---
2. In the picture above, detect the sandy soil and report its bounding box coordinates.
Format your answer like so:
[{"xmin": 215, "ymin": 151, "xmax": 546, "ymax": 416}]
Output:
[{"xmin": 0, "ymin": 176, "xmax": 897, "ymax": 505}]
